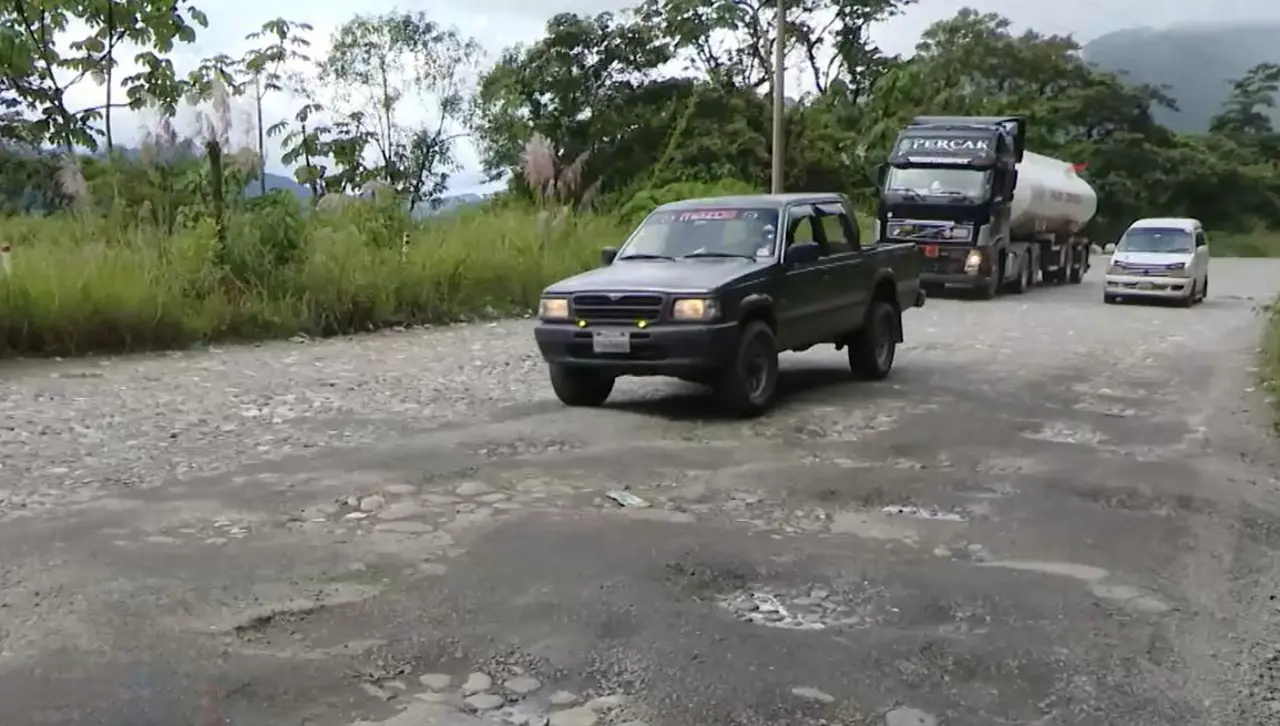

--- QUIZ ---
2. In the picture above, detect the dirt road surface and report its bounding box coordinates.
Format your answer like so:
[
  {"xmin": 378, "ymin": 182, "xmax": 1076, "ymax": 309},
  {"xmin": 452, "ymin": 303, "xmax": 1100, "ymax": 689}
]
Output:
[{"xmin": 2, "ymin": 260, "xmax": 1280, "ymax": 726}]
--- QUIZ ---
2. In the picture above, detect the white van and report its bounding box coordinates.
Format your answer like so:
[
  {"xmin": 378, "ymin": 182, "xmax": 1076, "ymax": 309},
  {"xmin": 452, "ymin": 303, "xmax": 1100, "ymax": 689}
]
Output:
[{"xmin": 1103, "ymin": 217, "xmax": 1209, "ymax": 306}]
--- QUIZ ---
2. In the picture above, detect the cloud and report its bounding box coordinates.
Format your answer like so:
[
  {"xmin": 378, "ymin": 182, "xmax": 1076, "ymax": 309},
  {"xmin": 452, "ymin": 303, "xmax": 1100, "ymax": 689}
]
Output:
[{"xmin": 54, "ymin": 0, "xmax": 1280, "ymax": 193}]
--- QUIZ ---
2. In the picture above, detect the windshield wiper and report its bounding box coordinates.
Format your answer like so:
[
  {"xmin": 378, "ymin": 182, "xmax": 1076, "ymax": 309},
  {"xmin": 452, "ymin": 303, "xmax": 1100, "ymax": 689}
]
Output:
[
  {"xmin": 681, "ymin": 251, "xmax": 757, "ymax": 259},
  {"xmin": 617, "ymin": 253, "xmax": 674, "ymax": 261},
  {"xmin": 887, "ymin": 187, "xmax": 925, "ymax": 202}
]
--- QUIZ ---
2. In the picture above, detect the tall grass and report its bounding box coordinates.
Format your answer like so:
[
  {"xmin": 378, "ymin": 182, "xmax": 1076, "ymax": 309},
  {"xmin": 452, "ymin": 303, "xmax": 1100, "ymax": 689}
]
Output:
[
  {"xmin": 0, "ymin": 204, "xmax": 629, "ymax": 357},
  {"xmin": 1212, "ymin": 230, "xmax": 1280, "ymax": 257},
  {"xmin": 1264, "ymin": 301, "xmax": 1280, "ymax": 432}
]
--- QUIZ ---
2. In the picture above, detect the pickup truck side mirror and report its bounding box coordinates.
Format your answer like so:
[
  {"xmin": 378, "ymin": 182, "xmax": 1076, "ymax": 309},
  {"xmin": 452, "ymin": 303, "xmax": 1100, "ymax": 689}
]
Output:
[
  {"xmin": 784, "ymin": 241, "xmax": 822, "ymax": 266},
  {"xmin": 600, "ymin": 247, "xmax": 619, "ymax": 266},
  {"xmin": 1103, "ymin": 243, "xmax": 1116, "ymax": 254}
]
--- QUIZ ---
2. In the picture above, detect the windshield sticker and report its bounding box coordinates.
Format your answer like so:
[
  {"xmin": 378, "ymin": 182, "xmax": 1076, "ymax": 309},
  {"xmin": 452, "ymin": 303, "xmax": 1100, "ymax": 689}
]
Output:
[{"xmin": 677, "ymin": 209, "xmax": 740, "ymax": 221}]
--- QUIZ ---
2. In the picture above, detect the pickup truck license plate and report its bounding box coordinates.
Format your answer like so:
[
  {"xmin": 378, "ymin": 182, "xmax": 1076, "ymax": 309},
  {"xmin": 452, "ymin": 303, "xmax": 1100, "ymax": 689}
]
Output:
[
  {"xmin": 592, "ymin": 330, "xmax": 631, "ymax": 354},
  {"xmin": 921, "ymin": 244, "xmax": 938, "ymax": 258}
]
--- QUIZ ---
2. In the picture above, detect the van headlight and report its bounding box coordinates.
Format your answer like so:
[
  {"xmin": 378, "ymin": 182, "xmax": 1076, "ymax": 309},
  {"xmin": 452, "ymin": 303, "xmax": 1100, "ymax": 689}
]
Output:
[{"xmin": 1166, "ymin": 262, "xmax": 1188, "ymax": 277}]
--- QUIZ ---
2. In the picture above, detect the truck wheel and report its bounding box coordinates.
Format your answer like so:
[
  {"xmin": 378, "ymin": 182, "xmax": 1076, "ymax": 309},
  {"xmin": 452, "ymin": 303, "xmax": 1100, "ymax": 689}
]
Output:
[
  {"xmin": 549, "ymin": 365, "xmax": 615, "ymax": 407},
  {"xmin": 849, "ymin": 301, "xmax": 899, "ymax": 381},
  {"xmin": 1068, "ymin": 256, "xmax": 1085, "ymax": 284},
  {"xmin": 978, "ymin": 259, "xmax": 1001, "ymax": 299},
  {"xmin": 1009, "ymin": 254, "xmax": 1030, "ymax": 294},
  {"xmin": 713, "ymin": 321, "xmax": 779, "ymax": 417}
]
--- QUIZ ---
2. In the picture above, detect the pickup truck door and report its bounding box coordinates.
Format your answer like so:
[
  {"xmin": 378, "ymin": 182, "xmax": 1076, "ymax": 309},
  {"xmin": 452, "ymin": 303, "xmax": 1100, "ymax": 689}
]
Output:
[
  {"xmin": 775, "ymin": 205, "xmax": 828, "ymax": 348},
  {"xmin": 815, "ymin": 202, "xmax": 871, "ymax": 331}
]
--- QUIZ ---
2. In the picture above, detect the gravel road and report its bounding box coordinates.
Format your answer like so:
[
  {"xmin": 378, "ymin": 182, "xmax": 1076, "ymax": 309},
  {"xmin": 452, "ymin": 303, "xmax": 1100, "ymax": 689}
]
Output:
[{"xmin": 2, "ymin": 259, "xmax": 1280, "ymax": 726}]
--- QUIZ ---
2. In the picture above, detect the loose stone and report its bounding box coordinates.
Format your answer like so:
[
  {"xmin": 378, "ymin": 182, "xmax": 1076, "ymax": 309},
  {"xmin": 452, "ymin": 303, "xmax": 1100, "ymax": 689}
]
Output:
[
  {"xmin": 790, "ymin": 686, "xmax": 835, "ymax": 703},
  {"xmin": 455, "ymin": 481, "xmax": 494, "ymax": 497},
  {"xmin": 505, "ymin": 676, "xmax": 542, "ymax": 694},
  {"xmin": 418, "ymin": 673, "xmax": 451, "ymax": 689},
  {"xmin": 466, "ymin": 693, "xmax": 506, "ymax": 711},
  {"xmin": 462, "ymin": 672, "xmax": 493, "ymax": 694},
  {"xmin": 358, "ymin": 495, "xmax": 385, "ymax": 512},
  {"xmin": 885, "ymin": 707, "xmax": 938, "ymax": 726},
  {"xmin": 549, "ymin": 707, "xmax": 597, "ymax": 726},
  {"xmin": 548, "ymin": 691, "xmax": 579, "ymax": 706}
]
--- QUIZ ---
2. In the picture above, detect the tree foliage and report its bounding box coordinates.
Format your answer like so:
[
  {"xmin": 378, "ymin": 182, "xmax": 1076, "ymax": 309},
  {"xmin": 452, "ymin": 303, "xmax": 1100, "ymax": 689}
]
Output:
[{"xmin": 0, "ymin": 0, "xmax": 1277, "ymax": 243}]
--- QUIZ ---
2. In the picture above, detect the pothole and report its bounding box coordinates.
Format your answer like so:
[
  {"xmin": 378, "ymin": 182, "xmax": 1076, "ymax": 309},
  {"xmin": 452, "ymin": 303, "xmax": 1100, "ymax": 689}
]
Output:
[{"xmin": 717, "ymin": 585, "xmax": 885, "ymax": 630}]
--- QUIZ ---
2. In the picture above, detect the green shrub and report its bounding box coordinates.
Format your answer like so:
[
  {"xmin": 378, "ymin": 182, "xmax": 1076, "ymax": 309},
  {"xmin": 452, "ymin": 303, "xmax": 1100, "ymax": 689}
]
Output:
[{"xmin": 0, "ymin": 204, "xmax": 631, "ymax": 357}]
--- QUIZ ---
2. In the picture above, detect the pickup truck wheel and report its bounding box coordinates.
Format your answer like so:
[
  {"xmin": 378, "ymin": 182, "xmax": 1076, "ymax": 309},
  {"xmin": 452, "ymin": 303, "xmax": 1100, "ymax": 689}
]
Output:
[
  {"xmin": 713, "ymin": 321, "xmax": 779, "ymax": 417},
  {"xmin": 549, "ymin": 365, "xmax": 615, "ymax": 407},
  {"xmin": 849, "ymin": 301, "xmax": 898, "ymax": 381}
]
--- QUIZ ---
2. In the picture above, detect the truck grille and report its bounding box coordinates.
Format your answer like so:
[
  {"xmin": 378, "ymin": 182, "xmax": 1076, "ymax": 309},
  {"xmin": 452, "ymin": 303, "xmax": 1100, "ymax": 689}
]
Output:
[{"xmin": 571, "ymin": 293, "xmax": 665, "ymax": 322}]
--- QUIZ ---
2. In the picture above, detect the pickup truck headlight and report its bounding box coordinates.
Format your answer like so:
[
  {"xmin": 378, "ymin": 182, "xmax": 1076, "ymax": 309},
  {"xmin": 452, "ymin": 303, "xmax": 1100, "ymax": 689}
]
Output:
[
  {"xmin": 671, "ymin": 298, "xmax": 719, "ymax": 321},
  {"xmin": 538, "ymin": 297, "xmax": 570, "ymax": 320}
]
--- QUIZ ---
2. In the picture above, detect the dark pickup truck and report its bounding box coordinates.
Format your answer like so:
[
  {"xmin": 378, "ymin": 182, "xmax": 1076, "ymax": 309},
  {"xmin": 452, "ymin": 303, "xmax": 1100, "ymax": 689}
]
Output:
[{"xmin": 533, "ymin": 193, "xmax": 926, "ymax": 416}]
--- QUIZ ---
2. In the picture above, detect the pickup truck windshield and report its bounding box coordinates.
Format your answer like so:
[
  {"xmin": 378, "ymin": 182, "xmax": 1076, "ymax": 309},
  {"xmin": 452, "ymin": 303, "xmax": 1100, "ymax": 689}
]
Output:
[
  {"xmin": 620, "ymin": 208, "xmax": 781, "ymax": 260},
  {"xmin": 886, "ymin": 167, "xmax": 989, "ymax": 198},
  {"xmin": 1117, "ymin": 227, "xmax": 1194, "ymax": 253}
]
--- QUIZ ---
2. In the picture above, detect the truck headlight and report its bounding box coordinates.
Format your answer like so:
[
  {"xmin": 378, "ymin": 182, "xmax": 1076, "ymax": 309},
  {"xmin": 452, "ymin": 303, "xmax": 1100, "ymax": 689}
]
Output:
[
  {"xmin": 538, "ymin": 297, "xmax": 570, "ymax": 320},
  {"xmin": 672, "ymin": 298, "xmax": 719, "ymax": 321},
  {"xmin": 963, "ymin": 249, "xmax": 982, "ymax": 273}
]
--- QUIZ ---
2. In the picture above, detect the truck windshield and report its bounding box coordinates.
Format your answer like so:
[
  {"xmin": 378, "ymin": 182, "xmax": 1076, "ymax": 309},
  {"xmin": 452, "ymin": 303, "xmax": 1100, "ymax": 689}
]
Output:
[
  {"xmin": 886, "ymin": 167, "xmax": 989, "ymax": 198},
  {"xmin": 620, "ymin": 208, "xmax": 781, "ymax": 260},
  {"xmin": 1117, "ymin": 227, "xmax": 1194, "ymax": 253}
]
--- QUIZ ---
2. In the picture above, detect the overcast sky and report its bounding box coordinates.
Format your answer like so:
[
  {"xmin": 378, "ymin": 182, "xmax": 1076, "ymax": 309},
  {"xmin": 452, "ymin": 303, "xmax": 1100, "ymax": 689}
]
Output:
[{"xmin": 59, "ymin": 0, "xmax": 1280, "ymax": 194}]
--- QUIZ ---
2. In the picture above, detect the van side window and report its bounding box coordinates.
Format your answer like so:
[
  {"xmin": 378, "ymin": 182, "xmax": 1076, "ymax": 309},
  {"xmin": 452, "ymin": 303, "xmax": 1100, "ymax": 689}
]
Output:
[{"xmin": 1194, "ymin": 231, "xmax": 1206, "ymax": 248}]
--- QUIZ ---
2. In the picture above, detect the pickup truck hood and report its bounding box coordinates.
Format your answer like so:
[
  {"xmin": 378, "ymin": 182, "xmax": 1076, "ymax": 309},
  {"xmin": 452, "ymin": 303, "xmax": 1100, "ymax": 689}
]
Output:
[
  {"xmin": 544, "ymin": 259, "xmax": 761, "ymax": 295},
  {"xmin": 1112, "ymin": 251, "xmax": 1192, "ymax": 266}
]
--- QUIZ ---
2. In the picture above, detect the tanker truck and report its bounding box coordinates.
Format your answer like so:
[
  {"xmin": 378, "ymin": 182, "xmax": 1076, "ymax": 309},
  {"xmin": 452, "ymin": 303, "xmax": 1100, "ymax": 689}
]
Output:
[{"xmin": 872, "ymin": 116, "xmax": 1098, "ymax": 298}]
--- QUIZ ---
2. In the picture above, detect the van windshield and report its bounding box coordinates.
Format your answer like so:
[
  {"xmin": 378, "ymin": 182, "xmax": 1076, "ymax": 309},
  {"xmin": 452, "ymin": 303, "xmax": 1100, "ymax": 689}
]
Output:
[{"xmin": 1116, "ymin": 227, "xmax": 1194, "ymax": 253}]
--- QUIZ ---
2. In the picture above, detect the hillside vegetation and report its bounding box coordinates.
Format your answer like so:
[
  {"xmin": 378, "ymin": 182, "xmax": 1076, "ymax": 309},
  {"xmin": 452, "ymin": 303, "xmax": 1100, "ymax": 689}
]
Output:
[{"xmin": 1, "ymin": 1, "xmax": 1279, "ymax": 358}]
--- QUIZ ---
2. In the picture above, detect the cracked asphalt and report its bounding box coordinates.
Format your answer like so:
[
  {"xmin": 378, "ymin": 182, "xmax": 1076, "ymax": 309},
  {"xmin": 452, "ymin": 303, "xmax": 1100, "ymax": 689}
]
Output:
[{"xmin": 2, "ymin": 259, "xmax": 1280, "ymax": 726}]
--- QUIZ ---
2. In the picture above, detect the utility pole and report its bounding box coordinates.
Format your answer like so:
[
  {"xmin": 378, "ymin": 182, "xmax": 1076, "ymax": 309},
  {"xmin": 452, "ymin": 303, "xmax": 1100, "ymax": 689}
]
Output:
[{"xmin": 770, "ymin": 0, "xmax": 785, "ymax": 194}]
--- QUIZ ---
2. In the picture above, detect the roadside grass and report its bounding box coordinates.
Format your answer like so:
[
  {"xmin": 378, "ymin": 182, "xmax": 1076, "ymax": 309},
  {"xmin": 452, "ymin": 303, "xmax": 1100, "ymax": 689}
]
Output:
[
  {"xmin": 1264, "ymin": 300, "xmax": 1280, "ymax": 433},
  {"xmin": 1212, "ymin": 230, "xmax": 1280, "ymax": 257},
  {"xmin": 0, "ymin": 205, "xmax": 631, "ymax": 358}
]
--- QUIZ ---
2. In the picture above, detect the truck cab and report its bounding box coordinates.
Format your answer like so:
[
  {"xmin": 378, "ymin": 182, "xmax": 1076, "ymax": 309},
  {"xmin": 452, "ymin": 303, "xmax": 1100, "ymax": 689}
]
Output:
[
  {"xmin": 1103, "ymin": 217, "xmax": 1209, "ymax": 306},
  {"xmin": 874, "ymin": 116, "xmax": 1095, "ymax": 299}
]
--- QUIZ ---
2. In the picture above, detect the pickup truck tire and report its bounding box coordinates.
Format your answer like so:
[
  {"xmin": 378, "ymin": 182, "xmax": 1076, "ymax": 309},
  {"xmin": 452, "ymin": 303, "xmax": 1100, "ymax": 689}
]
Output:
[
  {"xmin": 549, "ymin": 365, "xmax": 615, "ymax": 407},
  {"xmin": 713, "ymin": 321, "xmax": 779, "ymax": 417},
  {"xmin": 848, "ymin": 301, "xmax": 898, "ymax": 381}
]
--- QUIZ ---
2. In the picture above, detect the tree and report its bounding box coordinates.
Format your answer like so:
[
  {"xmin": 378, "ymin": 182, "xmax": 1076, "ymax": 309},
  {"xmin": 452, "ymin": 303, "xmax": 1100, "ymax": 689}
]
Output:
[
  {"xmin": 318, "ymin": 11, "xmax": 481, "ymax": 210},
  {"xmin": 0, "ymin": 0, "xmax": 208, "ymax": 151},
  {"xmin": 241, "ymin": 19, "xmax": 314, "ymax": 196}
]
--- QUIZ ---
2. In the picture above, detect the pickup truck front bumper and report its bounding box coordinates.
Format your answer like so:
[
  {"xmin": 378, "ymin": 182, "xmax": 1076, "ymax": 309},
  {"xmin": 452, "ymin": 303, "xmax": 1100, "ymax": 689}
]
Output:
[{"xmin": 535, "ymin": 321, "xmax": 739, "ymax": 376}]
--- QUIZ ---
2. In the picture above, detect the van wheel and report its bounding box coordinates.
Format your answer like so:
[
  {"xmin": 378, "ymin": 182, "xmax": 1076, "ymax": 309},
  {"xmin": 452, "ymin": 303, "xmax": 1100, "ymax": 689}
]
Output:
[
  {"xmin": 1181, "ymin": 282, "xmax": 1197, "ymax": 308},
  {"xmin": 549, "ymin": 365, "xmax": 615, "ymax": 407},
  {"xmin": 713, "ymin": 321, "xmax": 779, "ymax": 417},
  {"xmin": 849, "ymin": 301, "xmax": 899, "ymax": 380},
  {"xmin": 1200, "ymin": 275, "xmax": 1208, "ymax": 301}
]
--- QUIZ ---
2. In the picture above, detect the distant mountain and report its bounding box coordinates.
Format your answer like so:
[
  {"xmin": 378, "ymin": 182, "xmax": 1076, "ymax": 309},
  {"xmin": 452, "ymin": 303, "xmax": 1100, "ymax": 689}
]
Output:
[{"xmin": 1082, "ymin": 22, "xmax": 1280, "ymax": 133}]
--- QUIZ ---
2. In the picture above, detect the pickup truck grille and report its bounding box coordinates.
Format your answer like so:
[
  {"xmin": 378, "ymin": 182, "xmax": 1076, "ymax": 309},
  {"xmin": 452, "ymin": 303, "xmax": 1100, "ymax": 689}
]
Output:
[{"xmin": 571, "ymin": 293, "xmax": 665, "ymax": 322}]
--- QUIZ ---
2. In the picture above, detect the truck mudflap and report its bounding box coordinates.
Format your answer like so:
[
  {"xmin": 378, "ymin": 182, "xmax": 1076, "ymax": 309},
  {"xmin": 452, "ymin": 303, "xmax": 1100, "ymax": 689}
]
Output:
[{"xmin": 914, "ymin": 289, "xmax": 927, "ymax": 307}]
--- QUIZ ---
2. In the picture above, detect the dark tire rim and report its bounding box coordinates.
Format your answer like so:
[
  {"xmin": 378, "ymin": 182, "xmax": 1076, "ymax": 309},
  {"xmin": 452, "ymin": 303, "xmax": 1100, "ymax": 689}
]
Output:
[
  {"xmin": 743, "ymin": 337, "xmax": 773, "ymax": 401},
  {"xmin": 874, "ymin": 311, "xmax": 894, "ymax": 370}
]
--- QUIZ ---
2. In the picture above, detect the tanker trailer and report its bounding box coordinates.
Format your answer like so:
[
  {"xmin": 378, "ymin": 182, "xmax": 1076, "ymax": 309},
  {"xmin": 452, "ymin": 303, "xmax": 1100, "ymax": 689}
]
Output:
[{"xmin": 874, "ymin": 115, "xmax": 1098, "ymax": 298}]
